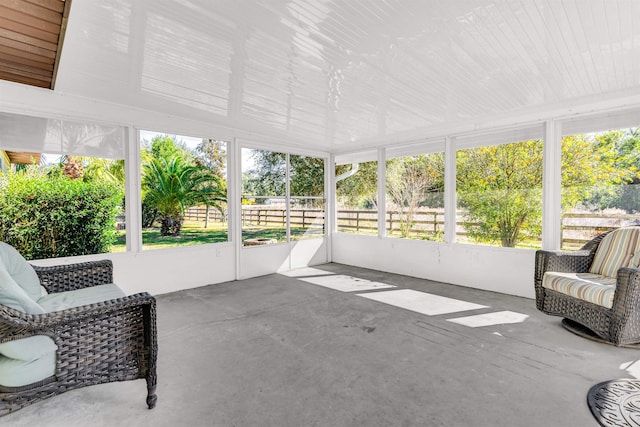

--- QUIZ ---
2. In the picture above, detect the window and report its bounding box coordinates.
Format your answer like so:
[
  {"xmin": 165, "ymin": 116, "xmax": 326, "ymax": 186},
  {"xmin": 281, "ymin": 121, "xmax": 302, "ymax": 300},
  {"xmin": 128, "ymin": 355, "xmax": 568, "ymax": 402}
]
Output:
[
  {"xmin": 456, "ymin": 131, "xmax": 543, "ymax": 249},
  {"xmin": 140, "ymin": 131, "xmax": 228, "ymax": 250},
  {"xmin": 241, "ymin": 148, "xmax": 325, "ymax": 245},
  {"xmin": 290, "ymin": 155, "xmax": 325, "ymax": 240},
  {"xmin": 560, "ymin": 126, "xmax": 640, "ymax": 249},
  {"xmin": 241, "ymin": 148, "xmax": 286, "ymax": 244},
  {"xmin": 0, "ymin": 113, "xmax": 126, "ymax": 260},
  {"xmin": 336, "ymin": 160, "xmax": 378, "ymax": 235},
  {"xmin": 386, "ymin": 152, "xmax": 444, "ymax": 241}
]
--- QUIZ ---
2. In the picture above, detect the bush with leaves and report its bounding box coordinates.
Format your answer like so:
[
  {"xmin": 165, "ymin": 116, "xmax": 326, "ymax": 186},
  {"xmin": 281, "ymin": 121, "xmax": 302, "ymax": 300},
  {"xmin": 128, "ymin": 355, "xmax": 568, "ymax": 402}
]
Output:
[
  {"xmin": 0, "ymin": 171, "xmax": 123, "ymax": 260},
  {"xmin": 142, "ymin": 156, "xmax": 226, "ymax": 236}
]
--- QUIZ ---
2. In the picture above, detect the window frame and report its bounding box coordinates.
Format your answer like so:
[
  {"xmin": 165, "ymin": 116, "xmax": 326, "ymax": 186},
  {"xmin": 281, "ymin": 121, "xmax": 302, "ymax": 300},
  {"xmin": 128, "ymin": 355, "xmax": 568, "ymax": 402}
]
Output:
[{"xmin": 240, "ymin": 145, "xmax": 327, "ymax": 246}]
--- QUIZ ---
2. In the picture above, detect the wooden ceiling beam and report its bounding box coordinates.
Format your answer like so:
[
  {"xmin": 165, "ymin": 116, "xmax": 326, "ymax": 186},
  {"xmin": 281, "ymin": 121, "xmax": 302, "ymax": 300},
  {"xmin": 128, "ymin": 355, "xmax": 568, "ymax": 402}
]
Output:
[
  {"xmin": 0, "ymin": 35, "xmax": 56, "ymax": 59},
  {"xmin": 0, "ymin": 0, "xmax": 70, "ymax": 90},
  {"xmin": 0, "ymin": 43, "xmax": 54, "ymax": 65},
  {"xmin": 24, "ymin": 0, "xmax": 64, "ymax": 14},
  {"xmin": 0, "ymin": 26, "xmax": 58, "ymax": 51},
  {"xmin": 0, "ymin": 0, "xmax": 63, "ymax": 25},
  {"xmin": 5, "ymin": 151, "xmax": 42, "ymax": 164},
  {"xmin": 0, "ymin": 58, "xmax": 54, "ymax": 77},
  {"xmin": 0, "ymin": 69, "xmax": 49, "ymax": 87},
  {"xmin": 0, "ymin": 15, "xmax": 60, "ymax": 44},
  {"xmin": 0, "ymin": 5, "xmax": 61, "ymax": 34}
]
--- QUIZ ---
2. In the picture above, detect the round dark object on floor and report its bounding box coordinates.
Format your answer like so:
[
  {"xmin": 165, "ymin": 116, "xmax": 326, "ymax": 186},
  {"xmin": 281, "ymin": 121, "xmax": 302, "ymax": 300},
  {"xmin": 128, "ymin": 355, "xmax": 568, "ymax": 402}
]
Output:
[{"xmin": 588, "ymin": 379, "xmax": 640, "ymax": 426}]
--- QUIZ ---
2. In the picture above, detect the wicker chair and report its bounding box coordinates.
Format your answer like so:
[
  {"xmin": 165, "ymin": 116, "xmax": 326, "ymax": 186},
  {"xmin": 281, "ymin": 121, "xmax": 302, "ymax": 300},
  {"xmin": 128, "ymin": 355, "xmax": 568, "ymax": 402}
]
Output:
[
  {"xmin": 535, "ymin": 229, "xmax": 640, "ymax": 346},
  {"xmin": 0, "ymin": 259, "xmax": 158, "ymax": 415}
]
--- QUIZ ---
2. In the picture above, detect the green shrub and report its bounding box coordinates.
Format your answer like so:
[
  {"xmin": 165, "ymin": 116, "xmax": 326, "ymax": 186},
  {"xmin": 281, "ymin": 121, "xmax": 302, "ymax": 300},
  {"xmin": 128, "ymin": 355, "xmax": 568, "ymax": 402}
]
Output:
[
  {"xmin": 141, "ymin": 199, "xmax": 159, "ymax": 228},
  {"xmin": 0, "ymin": 172, "xmax": 123, "ymax": 260}
]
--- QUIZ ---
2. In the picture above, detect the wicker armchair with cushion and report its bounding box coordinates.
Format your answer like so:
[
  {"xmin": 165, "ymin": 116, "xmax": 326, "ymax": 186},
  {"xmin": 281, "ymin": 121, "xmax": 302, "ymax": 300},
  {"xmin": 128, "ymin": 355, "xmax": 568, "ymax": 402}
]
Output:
[
  {"xmin": 0, "ymin": 242, "xmax": 157, "ymax": 415},
  {"xmin": 535, "ymin": 226, "xmax": 640, "ymax": 346}
]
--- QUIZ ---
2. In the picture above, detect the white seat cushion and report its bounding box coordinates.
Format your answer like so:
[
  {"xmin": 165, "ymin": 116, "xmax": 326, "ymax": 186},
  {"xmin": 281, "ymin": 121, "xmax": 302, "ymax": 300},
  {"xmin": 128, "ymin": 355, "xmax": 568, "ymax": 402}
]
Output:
[
  {"xmin": 0, "ymin": 284, "xmax": 125, "ymax": 387},
  {"xmin": 0, "ymin": 335, "xmax": 57, "ymax": 361},
  {"xmin": 0, "ymin": 267, "xmax": 45, "ymax": 314},
  {"xmin": 0, "ymin": 242, "xmax": 43, "ymax": 301},
  {"xmin": 0, "ymin": 352, "xmax": 56, "ymax": 387},
  {"xmin": 38, "ymin": 283, "xmax": 126, "ymax": 312}
]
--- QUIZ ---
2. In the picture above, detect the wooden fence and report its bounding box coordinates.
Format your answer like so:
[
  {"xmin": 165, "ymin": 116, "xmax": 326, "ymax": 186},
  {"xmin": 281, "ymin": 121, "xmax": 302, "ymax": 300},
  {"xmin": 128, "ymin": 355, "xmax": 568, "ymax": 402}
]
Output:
[
  {"xmin": 184, "ymin": 207, "xmax": 226, "ymax": 222},
  {"xmin": 560, "ymin": 212, "xmax": 640, "ymax": 248},
  {"xmin": 184, "ymin": 206, "xmax": 325, "ymax": 230},
  {"xmin": 242, "ymin": 207, "xmax": 325, "ymax": 230},
  {"xmin": 184, "ymin": 206, "xmax": 640, "ymax": 247}
]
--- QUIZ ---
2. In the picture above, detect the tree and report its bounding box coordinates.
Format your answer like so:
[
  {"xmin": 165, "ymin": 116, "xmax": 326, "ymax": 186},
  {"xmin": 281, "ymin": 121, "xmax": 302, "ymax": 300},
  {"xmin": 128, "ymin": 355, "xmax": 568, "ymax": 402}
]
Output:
[
  {"xmin": 140, "ymin": 135, "xmax": 192, "ymax": 228},
  {"xmin": 242, "ymin": 150, "xmax": 325, "ymax": 200},
  {"xmin": 457, "ymin": 140, "xmax": 544, "ymax": 247},
  {"xmin": 581, "ymin": 128, "xmax": 640, "ymax": 212},
  {"xmin": 386, "ymin": 154, "xmax": 444, "ymax": 237},
  {"xmin": 336, "ymin": 161, "xmax": 378, "ymax": 209},
  {"xmin": 194, "ymin": 139, "xmax": 228, "ymax": 226},
  {"xmin": 195, "ymin": 139, "xmax": 226, "ymax": 178},
  {"xmin": 142, "ymin": 156, "xmax": 226, "ymax": 236},
  {"xmin": 560, "ymin": 131, "xmax": 625, "ymax": 210},
  {"xmin": 83, "ymin": 157, "xmax": 125, "ymax": 188},
  {"xmin": 146, "ymin": 135, "xmax": 193, "ymax": 163},
  {"xmin": 62, "ymin": 156, "xmax": 84, "ymax": 179},
  {"xmin": 290, "ymin": 155, "xmax": 325, "ymax": 197},
  {"xmin": 242, "ymin": 150, "xmax": 286, "ymax": 197},
  {"xmin": 456, "ymin": 132, "xmax": 630, "ymax": 248}
]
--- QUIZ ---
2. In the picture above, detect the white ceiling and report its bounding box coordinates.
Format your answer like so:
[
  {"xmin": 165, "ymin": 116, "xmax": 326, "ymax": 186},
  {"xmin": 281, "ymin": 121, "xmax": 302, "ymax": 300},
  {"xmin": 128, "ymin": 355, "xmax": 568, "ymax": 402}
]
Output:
[{"xmin": 52, "ymin": 0, "xmax": 640, "ymax": 152}]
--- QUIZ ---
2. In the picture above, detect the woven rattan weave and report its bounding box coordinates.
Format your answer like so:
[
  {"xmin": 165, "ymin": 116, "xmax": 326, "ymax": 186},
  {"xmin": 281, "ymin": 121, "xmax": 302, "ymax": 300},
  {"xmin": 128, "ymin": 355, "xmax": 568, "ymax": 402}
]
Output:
[
  {"xmin": 0, "ymin": 260, "xmax": 157, "ymax": 415},
  {"xmin": 535, "ymin": 230, "xmax": 640, "ymax": 346}
]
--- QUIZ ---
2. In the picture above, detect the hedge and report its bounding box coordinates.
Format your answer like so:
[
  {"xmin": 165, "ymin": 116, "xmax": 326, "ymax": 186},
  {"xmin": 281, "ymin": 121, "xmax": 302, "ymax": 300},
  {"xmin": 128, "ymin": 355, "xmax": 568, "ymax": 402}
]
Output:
[{"xmin": 0, "ymin": 173, "xmax": 123, "ymax": 260}]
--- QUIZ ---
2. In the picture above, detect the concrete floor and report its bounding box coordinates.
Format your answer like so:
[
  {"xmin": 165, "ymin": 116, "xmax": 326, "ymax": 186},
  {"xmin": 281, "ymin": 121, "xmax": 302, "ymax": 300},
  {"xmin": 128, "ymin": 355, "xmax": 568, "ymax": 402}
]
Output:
[{"xmin": 4, "ymin": 263, "xmax": 639, "ymax": 426}]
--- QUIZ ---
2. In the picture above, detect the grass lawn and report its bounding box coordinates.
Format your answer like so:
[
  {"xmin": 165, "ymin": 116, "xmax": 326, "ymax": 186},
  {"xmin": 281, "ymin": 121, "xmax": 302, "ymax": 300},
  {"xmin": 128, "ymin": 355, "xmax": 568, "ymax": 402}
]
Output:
[
  {"xmin": 242, "ymin": 226, "xmax": 324, "ymax": 242},
  {"xmin": 111, "ymin": 221, "xmax": 229, "ymax": 252},
  {"xmin": 110, "ymin": 221, "xmax": 324, "ymax": 252}
]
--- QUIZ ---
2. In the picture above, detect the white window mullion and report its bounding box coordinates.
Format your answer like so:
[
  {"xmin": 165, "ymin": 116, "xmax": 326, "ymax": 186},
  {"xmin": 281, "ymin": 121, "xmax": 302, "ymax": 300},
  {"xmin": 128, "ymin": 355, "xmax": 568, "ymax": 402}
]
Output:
[
  {"xmin": 444, "ymin": 136, "xmax": 456, "ymax": 244},
  {"xmin": 231, "ymin": 139, "xmax": 242, "ymax": 280},
  {"xmin": 327, "ymin": 155, "xmax": 334, "ymax": 261},
  {"xmin": 285, "ymin": 153, "xmax": 291, "ymax": 244},
  {"xmin": 125, "ymin": 126, "xmax": 142, "ymax": 253},
  {"xmin": 377, "ymin": 148, "xmax": 386, "ymax": 238},
  {"xmin": 542, "ymin": 120, "xmax": 562, "ymax": 250}
]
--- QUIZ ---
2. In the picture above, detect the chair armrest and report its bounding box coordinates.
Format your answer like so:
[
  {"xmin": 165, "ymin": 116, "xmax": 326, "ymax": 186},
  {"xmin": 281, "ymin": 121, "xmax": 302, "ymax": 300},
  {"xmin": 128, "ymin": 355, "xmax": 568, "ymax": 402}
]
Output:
[
  {"xmin": 32, "ymin": 260, "xmax": 113, "ymax": 293},
  {"xmin": 610, "ymin": 268, "xmax": 640, "ymax": 344},
  {"xmin": 534, "ymin": 249, "xmax": 593, "ymax": 281},
  {"xmin": 0, "ymin": 293, "xmax": 157, "ymax": 366},
  {"xmin": 534, "ymin": 250, "xmax": 595, "ymax": 310},
  {"xmin": 0, "ymin": 293, "xmax": 157, "ymax": 386},
  {"xmin": 0, "ymin": 292, "xmax": 154, "ymax": 332}
]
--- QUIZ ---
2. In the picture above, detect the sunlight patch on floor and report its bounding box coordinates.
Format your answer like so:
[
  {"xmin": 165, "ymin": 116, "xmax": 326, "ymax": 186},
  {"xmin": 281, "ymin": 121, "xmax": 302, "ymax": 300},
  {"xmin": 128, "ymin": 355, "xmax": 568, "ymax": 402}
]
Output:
[
  {"xmin": 298, "ymin": 275, "xmax": 396, "ymax": 292},
  {"xmin": 356, "ymin": 289, "xmax": 487, "ymax": 316},
  {"xmin": 620, "ymin": 360, "xmax": 640, "ymax": 379},
  {"xmin": 447, "ymin": 311, "xmax": 529, "ymax": 327}
]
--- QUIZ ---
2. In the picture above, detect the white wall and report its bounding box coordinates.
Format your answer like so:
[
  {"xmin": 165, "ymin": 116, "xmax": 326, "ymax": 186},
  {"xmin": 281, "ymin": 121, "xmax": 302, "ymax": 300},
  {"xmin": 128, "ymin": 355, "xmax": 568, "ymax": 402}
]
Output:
[
  {"xmin": 239, "ymin": 239, "xmax": 328, "ymax": 279},
  {"xmin": 30, "ymin": 243, "xmax": 237, "ymax": 296},
  {"xmin": 30, "ymin": 237, "xmax": 329, "ymax": 296},
  {"xmin": 332, "ymin": 233, "xmax": 535, "ymax": 299}
]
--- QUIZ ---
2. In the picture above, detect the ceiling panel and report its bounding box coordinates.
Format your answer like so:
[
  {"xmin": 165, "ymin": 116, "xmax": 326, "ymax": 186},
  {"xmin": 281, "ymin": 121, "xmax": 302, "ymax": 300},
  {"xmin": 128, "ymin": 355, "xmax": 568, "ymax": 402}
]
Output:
[
  {"xmin": 45, "ymin": 0, "xmax": 640, "ymax": 150},
  {"xmin": 0, "ymin": 0, "xmax": 69, "ymax": 89}
]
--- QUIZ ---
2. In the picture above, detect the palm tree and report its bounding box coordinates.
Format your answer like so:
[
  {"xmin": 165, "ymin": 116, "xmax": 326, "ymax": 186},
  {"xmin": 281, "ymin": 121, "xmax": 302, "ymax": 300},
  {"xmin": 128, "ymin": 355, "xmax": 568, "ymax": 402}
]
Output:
[{"xmin": 142, "ymin": 156, "xmax": 226, "ymax": 236}]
